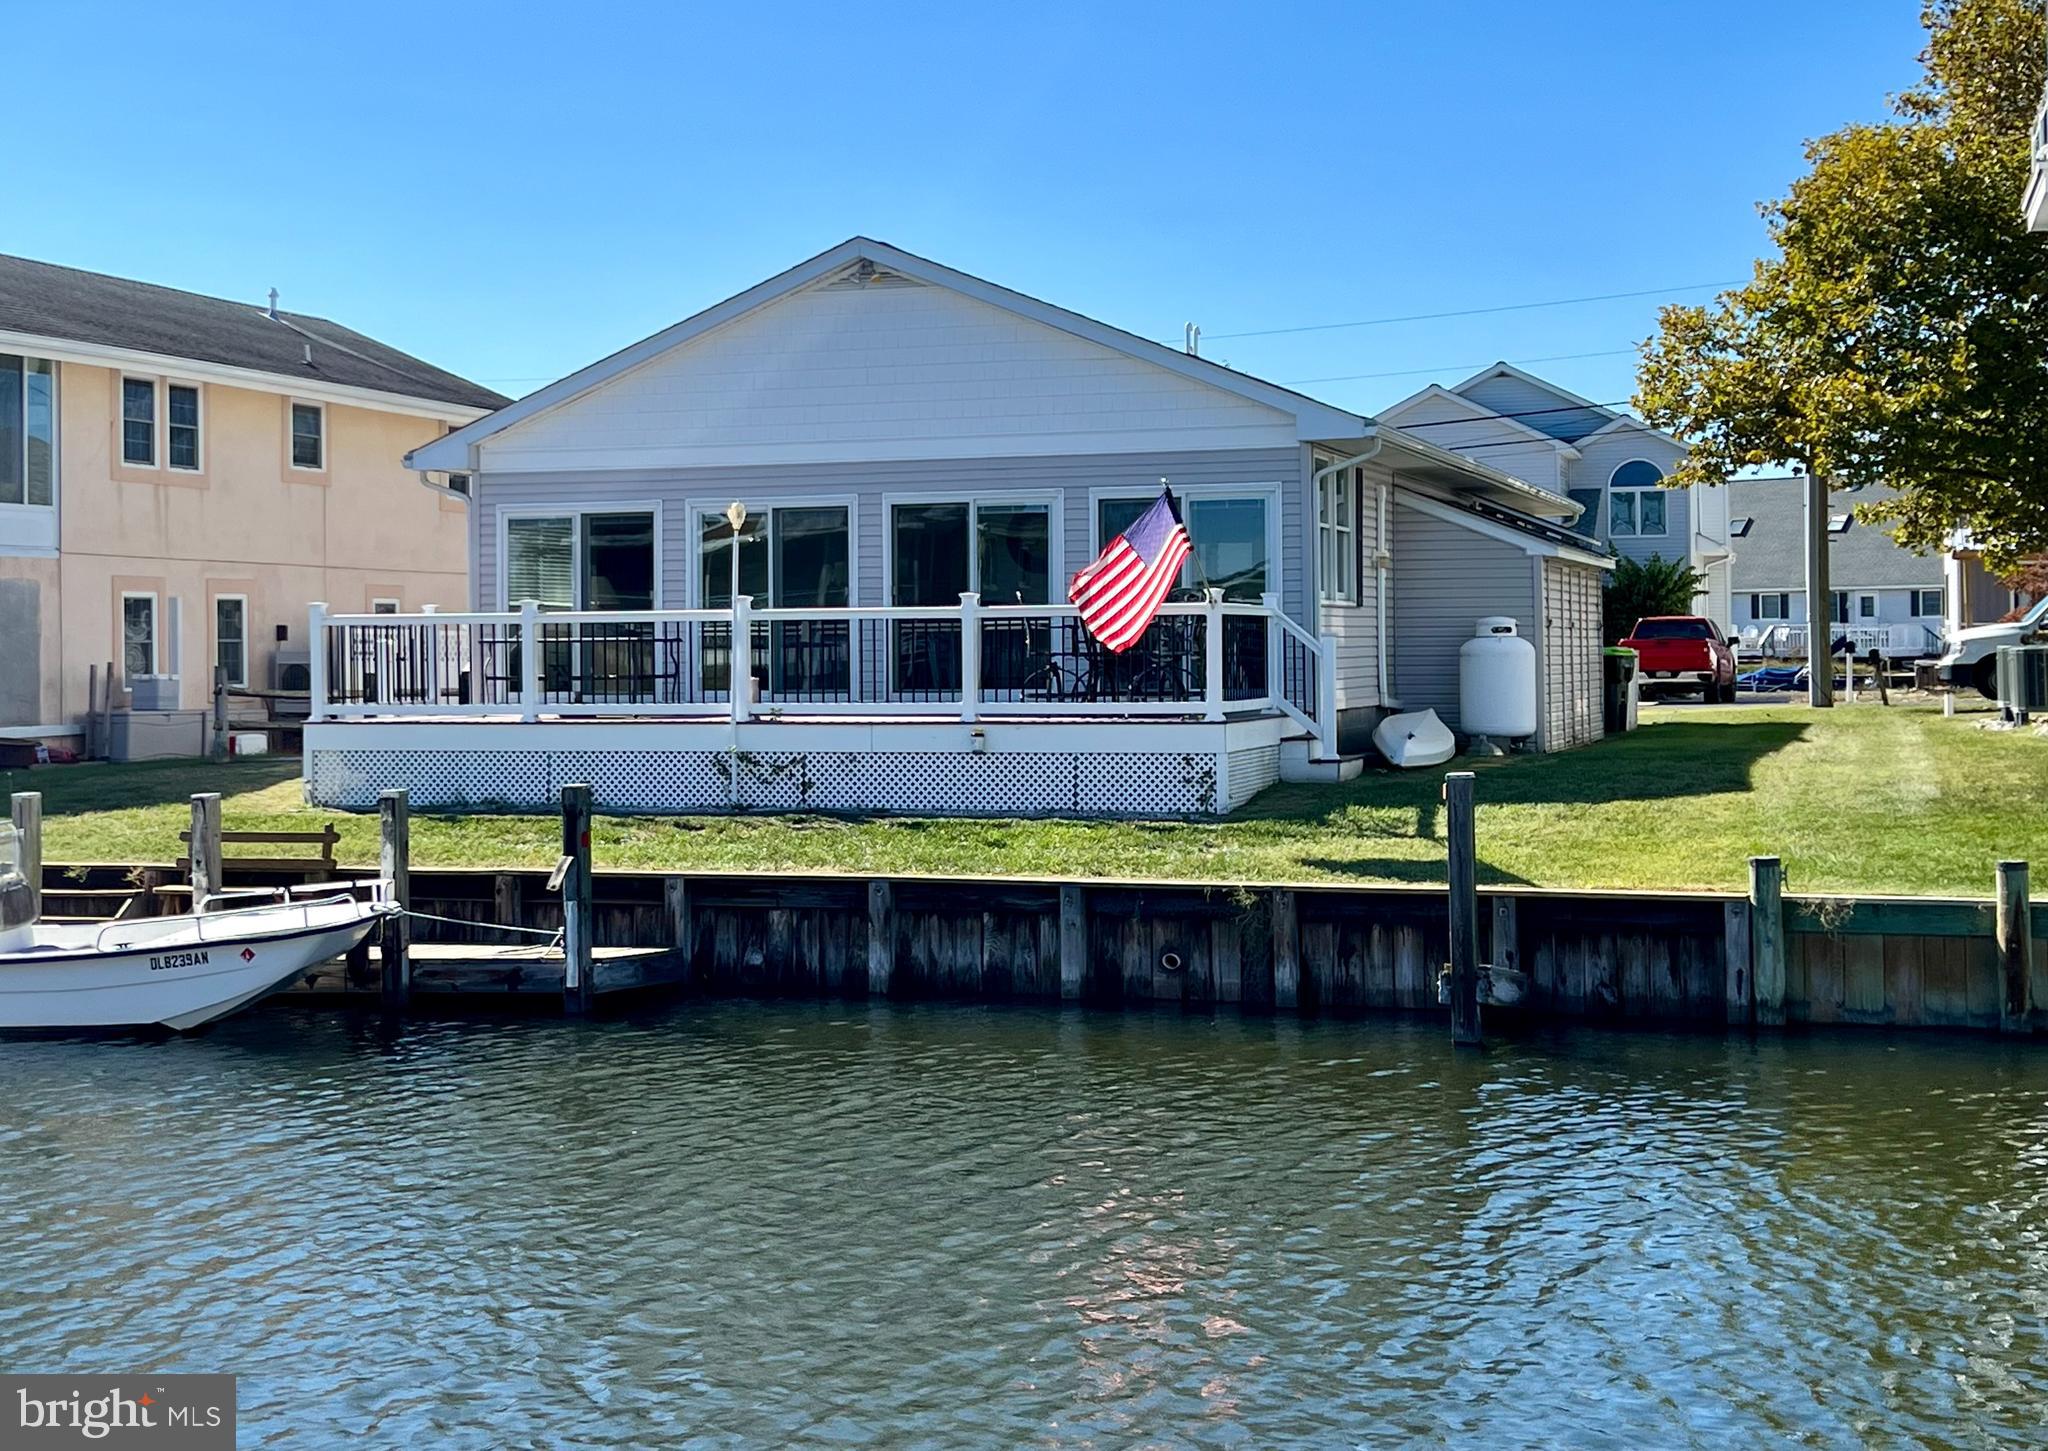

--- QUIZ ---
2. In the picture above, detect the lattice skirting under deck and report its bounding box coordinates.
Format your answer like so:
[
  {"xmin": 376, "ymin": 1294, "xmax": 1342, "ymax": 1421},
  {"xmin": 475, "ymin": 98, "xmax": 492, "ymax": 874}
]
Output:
[{"xmin": 306, "ymin": 744, "xmax": 1271, "ymax": 818}]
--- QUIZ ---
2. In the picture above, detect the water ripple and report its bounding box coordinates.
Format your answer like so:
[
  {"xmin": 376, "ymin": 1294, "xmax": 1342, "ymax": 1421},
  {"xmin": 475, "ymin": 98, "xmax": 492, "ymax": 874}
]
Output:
[{"xmin": 0, "ymin": 1007, "xmax": 2045, "ymax": 1446}]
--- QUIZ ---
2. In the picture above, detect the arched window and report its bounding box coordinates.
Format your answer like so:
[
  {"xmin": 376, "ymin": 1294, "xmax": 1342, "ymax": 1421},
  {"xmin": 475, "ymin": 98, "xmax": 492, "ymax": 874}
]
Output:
[{"xmin": 1607, "ymin": 459, "xmax": 1666, "ymax": 537}]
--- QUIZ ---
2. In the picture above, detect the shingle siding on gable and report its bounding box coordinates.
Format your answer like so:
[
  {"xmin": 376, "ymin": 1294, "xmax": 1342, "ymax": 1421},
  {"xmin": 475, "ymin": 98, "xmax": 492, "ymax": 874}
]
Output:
[{"xmin": 479, "ymin": 280, "xmax": 1299, "ymax": 471}]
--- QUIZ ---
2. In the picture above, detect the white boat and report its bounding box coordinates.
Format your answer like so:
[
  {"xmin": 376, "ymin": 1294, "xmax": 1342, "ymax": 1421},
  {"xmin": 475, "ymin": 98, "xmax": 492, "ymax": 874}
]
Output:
[
  {"xmin": 1372, "ymin": 708, "xmax": 1458, "ymax": 769},
  {"xmin": 0, "ymin": 832, "xmax": 395, "ymax": 1030}
]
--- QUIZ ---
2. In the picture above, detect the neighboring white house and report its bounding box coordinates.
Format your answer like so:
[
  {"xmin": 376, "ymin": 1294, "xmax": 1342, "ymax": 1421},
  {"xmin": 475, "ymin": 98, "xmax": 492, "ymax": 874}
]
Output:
[
  {"xmin": 299, "ymin": 239, "xmax": 1615, "ymax": 818},
  {"xmin": 1381, "ymin": 363, "xmax": 1735, "ymax": 632}
]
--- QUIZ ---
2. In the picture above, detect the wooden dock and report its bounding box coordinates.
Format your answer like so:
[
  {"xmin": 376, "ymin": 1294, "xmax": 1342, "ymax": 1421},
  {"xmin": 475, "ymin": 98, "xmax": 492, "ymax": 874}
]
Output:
[{"xmin": 288, "ymin": 944, "xmax": 688, "ymax": 1000}]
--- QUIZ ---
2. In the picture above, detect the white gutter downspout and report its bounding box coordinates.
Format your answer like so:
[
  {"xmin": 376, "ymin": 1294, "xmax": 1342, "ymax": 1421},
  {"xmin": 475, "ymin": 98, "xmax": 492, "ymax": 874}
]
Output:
[
  {"xmin": 1309, "ymin": 438, "xmax": 1385, "ymax": 752},
  {"xmin": 1375, "ymin": 474, "xmax": 1392, "ymax": 705}
]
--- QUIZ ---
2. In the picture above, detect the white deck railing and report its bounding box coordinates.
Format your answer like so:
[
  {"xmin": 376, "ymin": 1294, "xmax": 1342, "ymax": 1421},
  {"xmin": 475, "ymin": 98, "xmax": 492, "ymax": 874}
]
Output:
[
  {"xmin": 309, "ymin": 595, "xmax": 1338, "ymax": 754},
  {"xmin": 1744, "ymin": 622, "xmax": 1943, "ymax": 659}
]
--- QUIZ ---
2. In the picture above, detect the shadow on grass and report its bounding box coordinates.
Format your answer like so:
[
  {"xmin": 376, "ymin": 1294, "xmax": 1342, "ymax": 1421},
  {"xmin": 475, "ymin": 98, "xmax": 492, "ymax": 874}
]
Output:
[
  {"xmin": 1, "ymin": 755, "xmax": 303, "ymax": 816},
  {"xmin": 1236, "ymin": 718, "xmax": 1812, "ymax": 832}
]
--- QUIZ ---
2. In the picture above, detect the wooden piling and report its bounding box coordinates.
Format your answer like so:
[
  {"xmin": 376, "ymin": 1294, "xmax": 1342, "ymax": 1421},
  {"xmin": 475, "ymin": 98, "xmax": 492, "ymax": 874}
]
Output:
[
  {"xmin": 1445, "ymin": 772, "xmax": 1482, "ymax": 1046},
  {"xmin": 1997, "ymin": 860, "xmax": 2032, "ymax": 1034},
  {"xmin": 1058, "ymin": 884, "xmax": 1086, "ymax": 1000},
  {"xmin": 494, "ymin": 872, "xmax": 524, "ymax": 941},
  {"xmin": 867, "ymin": 879, "xmax": 895, "ymax": 997},
  {"xmin": 1749, "ymin": 856, "xmax": 1785, "ymax": 1027},
  {"xmin": 560, "ymin": 784, "xmax": 594, "ymax": 1015},
  {"xmin": 665, "ymin": 877, "xmax": 691, "ymax": 979},
  {"xmin": 379, "ymin": 789, "xmax": 411, "ymax": 1012},
  {"xmin": 188, "ymin": 793, "xmax": 222, "ymax": 912},
  {"xmin": 1271, "ymin": 888, "xmax": 1300, "ymax": 1010},
  {"xmin": 9, "ymin": 792, "xmax": 41, "ymax": 921},
  {"xmin": 1723, "ymin": 899, "xmax": 1753, "ymax": 1027}
]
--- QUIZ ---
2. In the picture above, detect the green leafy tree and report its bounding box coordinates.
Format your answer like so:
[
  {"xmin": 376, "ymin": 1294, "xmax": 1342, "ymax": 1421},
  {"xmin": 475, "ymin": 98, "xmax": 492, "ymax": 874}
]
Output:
[
  {"xmin": 1637, "ymin": 0, "xmax": 2048, "ymax": 571},
  {"xmin": 1603, "ymin": 555, "xmax": 1708, "ymax": 643}
]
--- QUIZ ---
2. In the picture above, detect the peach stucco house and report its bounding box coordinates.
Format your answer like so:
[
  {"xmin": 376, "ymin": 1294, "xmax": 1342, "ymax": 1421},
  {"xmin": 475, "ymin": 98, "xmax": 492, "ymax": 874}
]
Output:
[{"xmin": 0, "ymin": 255, "xmax": 505, "ymax": 744}]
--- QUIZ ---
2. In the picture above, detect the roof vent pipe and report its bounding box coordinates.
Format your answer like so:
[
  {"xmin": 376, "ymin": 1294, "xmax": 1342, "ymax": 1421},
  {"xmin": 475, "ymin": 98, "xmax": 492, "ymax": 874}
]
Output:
[
  {"xmin": 1184, "ymin": 323, "xmax": 1201, "ymax": 357},
  {"xmin": 267, "ymin": 288, "xmax": 279, "ymax": 320}
]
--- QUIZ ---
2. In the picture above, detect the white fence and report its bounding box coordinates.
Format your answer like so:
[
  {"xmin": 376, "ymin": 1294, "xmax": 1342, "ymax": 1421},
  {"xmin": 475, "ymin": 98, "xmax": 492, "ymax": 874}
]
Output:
[{"xmin": 310, "ymin": 594, "xmax": 1338, "ymax": 754}]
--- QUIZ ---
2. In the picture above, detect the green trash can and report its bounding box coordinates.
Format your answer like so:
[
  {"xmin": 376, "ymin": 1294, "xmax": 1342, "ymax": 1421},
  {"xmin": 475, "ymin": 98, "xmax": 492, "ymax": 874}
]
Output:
[{"xmin": 1602, "ymin": 647, "xmax": 1639, "ymax": 733}]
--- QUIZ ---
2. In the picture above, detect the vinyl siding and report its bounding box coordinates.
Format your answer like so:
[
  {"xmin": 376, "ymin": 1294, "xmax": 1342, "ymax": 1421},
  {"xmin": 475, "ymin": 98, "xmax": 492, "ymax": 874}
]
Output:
[
  {"xmin": 1317, "ymin": 451, "xmax": 1387, "ymax": 712},
  {"xmin": 1389, "ymin": 499, "xmax": 1537, "ymax": 731},
  {"xmin": 472, "ymin": 447, "xmax": 1307, "ymax": 620},
  {"xmin": 1379, "ymin": 392, "xmax": 1566, "ymax": 493},
  {"xmin": 1562, "ymin": 427, "xmax": 1691, "ymax": 568},
  {"xmin": 477, "ymin": 276, "xmax": 1298, "ymax": 472}
]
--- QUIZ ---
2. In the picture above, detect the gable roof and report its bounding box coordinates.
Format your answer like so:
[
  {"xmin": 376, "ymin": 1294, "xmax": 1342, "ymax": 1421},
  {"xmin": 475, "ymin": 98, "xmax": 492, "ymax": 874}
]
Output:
[
  {"xmin": 0, "ymin": 253, "xmax": 507, "ymax": 413},
  {"xmin": 1727, "ymin": 478, "xmax": 1944, "ymax": 590},
  {"xmin": 1377, "ymin": 383, "xmax": 1583, "ymax": 457},
  {"xmin": 408, "ymin": 237, "xmax": 1373, "ymax": 472}
]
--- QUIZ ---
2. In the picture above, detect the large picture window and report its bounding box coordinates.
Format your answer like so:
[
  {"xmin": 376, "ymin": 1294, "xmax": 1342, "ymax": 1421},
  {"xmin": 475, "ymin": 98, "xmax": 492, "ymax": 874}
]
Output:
[{"xmin": 0, "ymin": 355, "xmax": 56, "ymax": 510}]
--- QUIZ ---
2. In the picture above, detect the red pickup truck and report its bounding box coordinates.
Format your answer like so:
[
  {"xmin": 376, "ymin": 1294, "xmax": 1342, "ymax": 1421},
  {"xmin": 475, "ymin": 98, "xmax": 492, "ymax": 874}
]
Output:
[{"xmin": 1622, "ymin": 616, "xmax": 1739, "ymax": 703}]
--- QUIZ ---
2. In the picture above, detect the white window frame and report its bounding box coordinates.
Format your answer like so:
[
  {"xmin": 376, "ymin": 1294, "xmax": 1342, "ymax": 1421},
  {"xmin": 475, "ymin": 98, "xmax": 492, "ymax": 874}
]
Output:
[
  {"xmin": 1858, "ymin": 593, "xmax": 1877, "ymax": 620},
  {"xmin": 875, "ymin": 491, "xmax": 1057, "ymax": 609},
  {"xmin": 371, "ymin": 597, "xmax": 402, "ymax": 615},
  {"xmin": 1086, "ymin": 482, "xmax": 1284, "ymax": 604},
  {"xmin": 499, "ymin": 501, "xmax": 668, "ymax": 610},
  {"xmin": 1316, "ymin": 464, "xmax": 1359, "ymax": 606},
  {"xmin": 120, "ymin": 590, "xmax": 160, "ymax": 679},
  {"xmin": 121, "ymin": 376, "xmax": 159, "ymax": 468},
  {"xmin": 214, "ymin": 593, "xmax": 249, "ymax": 687},
  {"xmin": 1607, "ymin": 460, "xmax": 1668, "ymax": 539},
  {"xmin": 166, "ymin": 381, "xmax": 204, "ymax": 473},
  {"xmin": 1913, "ymin": 588, "xmax": 1944, "ymax": 618},
  {"xmin": 289, "ymin": 400, "xmax": 326, "ymax": 472},
  {"xmin": 1750, "ymin": 592, "xmax": 1789, "ymax": 622},
  {"xmin": 0, "ymin": 355, "xmax": 58, "ymax": 553}
]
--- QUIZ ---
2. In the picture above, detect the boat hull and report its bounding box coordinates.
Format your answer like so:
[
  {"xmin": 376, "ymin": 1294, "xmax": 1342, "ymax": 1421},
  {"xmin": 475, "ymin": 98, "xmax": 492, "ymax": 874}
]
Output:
[{"xmin": 0, "ymin": 903, "xmax": 384, "ymax": 1031}]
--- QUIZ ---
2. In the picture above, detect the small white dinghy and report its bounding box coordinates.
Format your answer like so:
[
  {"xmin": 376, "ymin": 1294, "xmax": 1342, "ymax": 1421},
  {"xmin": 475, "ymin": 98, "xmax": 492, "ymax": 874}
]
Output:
[
  {"xmin": 1372, "ymin": 708, "xmax": 1458, "ymax": 769},
  {"xmin": 0, "ymin": 827, "xmax": 395, "ymax": 1031}
]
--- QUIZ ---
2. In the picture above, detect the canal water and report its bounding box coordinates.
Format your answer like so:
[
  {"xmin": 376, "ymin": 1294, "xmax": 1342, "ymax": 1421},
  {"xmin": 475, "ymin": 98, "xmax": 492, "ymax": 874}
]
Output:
[{"xmin": 0, "ymin": 1004, "xmax": 2044, "ymax": 1447}]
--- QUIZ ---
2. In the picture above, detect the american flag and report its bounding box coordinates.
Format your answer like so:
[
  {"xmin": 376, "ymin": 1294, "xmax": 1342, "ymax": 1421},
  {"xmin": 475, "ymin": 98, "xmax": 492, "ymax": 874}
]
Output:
[{"xmin": 1068, "ymin": 490, "xmax": 1192, "ymax": 652}]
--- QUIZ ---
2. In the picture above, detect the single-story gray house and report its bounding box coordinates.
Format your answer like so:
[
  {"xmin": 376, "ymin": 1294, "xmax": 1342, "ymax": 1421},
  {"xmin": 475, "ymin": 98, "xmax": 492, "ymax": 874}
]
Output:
[{"xmin": 303, "ymin": 239, "xmax": 1612, "ymax": 816}]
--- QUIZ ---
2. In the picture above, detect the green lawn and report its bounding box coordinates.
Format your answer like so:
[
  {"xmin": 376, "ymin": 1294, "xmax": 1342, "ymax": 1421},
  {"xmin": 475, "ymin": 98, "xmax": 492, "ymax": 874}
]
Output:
[{"xmin": 7, "ymin": 700, "xmax": 2044, "ymax": 895}]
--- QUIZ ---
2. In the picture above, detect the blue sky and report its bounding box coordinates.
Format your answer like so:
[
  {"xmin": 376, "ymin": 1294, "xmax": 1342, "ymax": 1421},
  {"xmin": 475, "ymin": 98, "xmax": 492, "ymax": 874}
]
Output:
[{"xmin": 11, "ymin": 2, "xmax": 1925, "ymax": 416}]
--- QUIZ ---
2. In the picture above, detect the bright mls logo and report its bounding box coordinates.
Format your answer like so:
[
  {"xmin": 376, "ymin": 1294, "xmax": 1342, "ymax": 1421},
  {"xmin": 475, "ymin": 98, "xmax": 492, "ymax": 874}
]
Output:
[{"xmin": 1, "ymin": 1375, "xmax": 234, "ymax": 1448}]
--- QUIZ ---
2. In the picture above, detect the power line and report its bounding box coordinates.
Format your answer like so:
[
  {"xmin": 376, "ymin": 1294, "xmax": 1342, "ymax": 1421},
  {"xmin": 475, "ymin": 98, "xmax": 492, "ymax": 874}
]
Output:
[
  {"xmin": 1283, "ymin": 347, "xmax": 1640, "ymax": 387},
  {"xmin": 1390, "ymin": 398, "xmax": 1635, "ymax": 426},
  {"xmin": 1166, "ymin": 279, "xmax": 1742, "ymax": 346}
]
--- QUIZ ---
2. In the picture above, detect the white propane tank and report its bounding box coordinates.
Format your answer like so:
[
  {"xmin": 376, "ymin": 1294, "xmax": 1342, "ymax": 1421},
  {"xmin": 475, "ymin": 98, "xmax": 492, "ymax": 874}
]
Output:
[{"xmin": 1459, "ymin": 616, "xmax": 1537, "ymax": 753}]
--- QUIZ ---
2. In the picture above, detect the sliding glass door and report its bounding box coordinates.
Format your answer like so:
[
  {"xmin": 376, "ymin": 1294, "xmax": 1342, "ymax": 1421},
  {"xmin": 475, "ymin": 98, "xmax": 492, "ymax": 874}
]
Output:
[
  {"xmin": 889, "ymin": 500, "xmax": 1052, "ymax": 695},
  {"xmin": 503, "ymin": 510, "xmax": 658, "ymax": 702},
  {"xmin": 698, "ymin": 504, "xmax": 851, "ymax": 696},
  {"xmin": 1093, "ymin": 492, "xmax": 1272, "ymax": 699}
]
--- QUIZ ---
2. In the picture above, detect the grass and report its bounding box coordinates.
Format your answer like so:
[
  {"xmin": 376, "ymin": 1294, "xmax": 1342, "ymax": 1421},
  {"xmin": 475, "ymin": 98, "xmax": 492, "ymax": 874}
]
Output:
[{"xmin": 6, "ymin": 700, "xmax": 2045, "ymax": 895}]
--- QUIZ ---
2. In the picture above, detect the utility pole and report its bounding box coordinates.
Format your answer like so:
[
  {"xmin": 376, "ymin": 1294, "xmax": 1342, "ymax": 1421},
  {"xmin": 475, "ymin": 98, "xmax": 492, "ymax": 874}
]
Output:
[{"xmin": 1804, "ymin": 470, "xmax": 1833, "ymax": 708}]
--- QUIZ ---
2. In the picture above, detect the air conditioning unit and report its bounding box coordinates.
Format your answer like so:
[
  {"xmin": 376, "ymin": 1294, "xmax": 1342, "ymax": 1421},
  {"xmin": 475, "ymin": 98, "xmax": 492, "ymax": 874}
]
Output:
[
  {"xmin": 1996, "ymin": 644, "xmax": 2048, "ymax": 721},
  {"xmin": 270, "ymin": 648, "xmax": 312, "ymax": 720}
]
